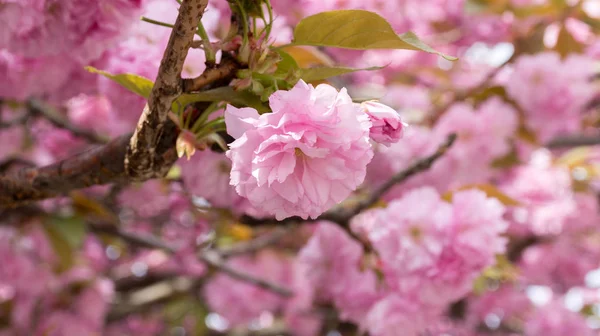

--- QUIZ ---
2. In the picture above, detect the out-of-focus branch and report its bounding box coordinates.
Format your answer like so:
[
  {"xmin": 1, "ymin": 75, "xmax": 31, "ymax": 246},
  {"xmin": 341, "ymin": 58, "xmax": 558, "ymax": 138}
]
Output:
[
  {"xmin": 27, "ymin": 99, "xmax": 109, "ymax": 144},
  {"xmin": 427, "ymin": 56, "xmax": 514, "ymax": 125},
  {"xmin": 108, "ymin": 276, "xmax": 201, "ymax": 321},
  {"xmin": 125, "ymin": 0, "xmax": 209, "ymax": 180},
  {"xmin": 323, "ymin": 133, "xmax": 457, "ymax": 224},
  {"xmin": 95, "ymin": 223, "xmax": 294, "ymax": 297},
  {"xmin": 0, "ymin": 112, "xmax": 29, "ymax": 128},
  {"xmin": 546, "ymin": 134, "xmax": 600, "ymax": 148},
  {"xmin": 90, "ymin": 223, "xmax": 179, "ymax": 252},
  {"xmin": 0, "ymin": 156, "xmax": 35, "ymax": 173},
  {"xmin": 199, "ymin": 250, "xmax": 293, "ymax": 297},
  {"xmin": 218, "ymin": 225, "xmax": 293, "ymax": 258}
]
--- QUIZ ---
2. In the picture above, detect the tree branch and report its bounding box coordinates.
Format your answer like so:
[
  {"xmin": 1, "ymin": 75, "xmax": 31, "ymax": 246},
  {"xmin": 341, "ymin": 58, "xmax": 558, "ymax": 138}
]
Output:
[
  {"xmin": 218, "ymin": 225, "xmax": 293, "ymax": 258},
  {"xmin": 351, "ymin": 133, "xmax": 457, "ymax": 216},
  {"xmin": 125, "ymin": 0, "xmax": 209, "ymax": 180},
  {"xmin": 93, "ymin": 222, "xmax": 294, "ymax": 297},
  {"xmin": 546, "ymin": 134, "xmax": 600, "ymax": 148},
  {"xmin": 28, "ymin": 99, "xmax": 109, "ymax": 144},
  {"xmin": 0, "ymin": 0, "xmax": 242, "ymax": 208},
  {"xmin": 0, "ymin": 135, "xmax": 133, "ymax": 206},
  {"xmin": 199, "ymin": 250, "xmax": 293, "ymax": 297},
  {"xmin": 182, "ymin": 55, "xmax": 239, "ymax": 93}
]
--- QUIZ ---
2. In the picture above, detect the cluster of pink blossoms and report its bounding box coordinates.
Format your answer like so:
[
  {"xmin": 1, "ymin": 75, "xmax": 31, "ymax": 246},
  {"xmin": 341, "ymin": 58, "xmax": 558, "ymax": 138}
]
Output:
[
  {"xmin": 505, "ymin": 52, "xmax": 597, "ymax": 142},
  {"xmin": 224, "ymin": 79, "xmax": 404, "ymax": 220},
  {"xmin": 286, "ymin": 187, "xmax": 508, "ymax": 335}
]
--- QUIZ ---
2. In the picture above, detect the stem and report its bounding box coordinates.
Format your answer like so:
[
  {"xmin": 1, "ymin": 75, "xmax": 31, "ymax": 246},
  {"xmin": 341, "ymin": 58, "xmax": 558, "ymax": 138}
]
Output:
[
  {"xmin": 234, "ymin": 0, "xmax": 249, "ymax": 43},
  {"xmin": 196, "ymin": 21, "xmax": 216, "ymax": 63},
  {"xmin": 190, "ymin": 102, "xmax": 220, "ymax": 133},
  {"xmin": 195, "ymin": 118, "xmax": 226, "ymax": 138},
  {"xmin": 141, "ymin": 16, "xmax": 176, "ymax": 29},
  {"xmin": 264, "ymin": 0, "xmax": 274, "ymax": 39}
]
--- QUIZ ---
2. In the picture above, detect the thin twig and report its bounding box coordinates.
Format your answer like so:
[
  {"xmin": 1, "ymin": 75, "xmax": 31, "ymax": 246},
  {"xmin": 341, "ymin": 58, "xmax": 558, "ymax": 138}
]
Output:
[
  {"xmin": 219, "ymin": 225, "xmax": 293, "ymax": 258},
  {"xmin": 199, "ymin": 250, "xmax": 294, "ymax": 297},
  {"xmin": 546, "ymin": 134, "xmax": 600, "ymax": 148},
  {"xmin": 182, "ymin": 55, "xmax": 239, "ymax": 93},
  {"xmin": 89, "ymin": 223, "xmax": 178, "ymax": 252},
  {"xmin": 322, "ymin": 133, "xmax": 457, "ymax": 224},
  {"xmin": 427, "ymin": 56, "xmax": 514, "ymax": 125},
  {"xmin": 0, "ymin": 112, "xmax": 29, "ymax": 128},
  {"xmin": 91, "ymin": 222, "xmax": 294, "ymax": 297},
  {"xmin": 28, "ymin": 99, "xmax": 109, "ymax": 144}
]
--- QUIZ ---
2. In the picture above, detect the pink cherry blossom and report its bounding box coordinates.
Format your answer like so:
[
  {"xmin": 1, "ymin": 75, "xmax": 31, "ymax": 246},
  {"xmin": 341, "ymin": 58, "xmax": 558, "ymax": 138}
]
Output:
[
  {"xmin": 500, "ymin": 156, "xmax": 576, "ymax": 236},
  {"xmin": 0, "ymin": 0, "xmax": 146, "ymax": 62},
  {"xmin": 505, "ymin": 52, "xmax": 596, "ymax": 141},
  {"xmin": 66, "ymin": 94, "xmax": 114, "ymax": 134},
  {"xmin": 225, "ymin": 80, "xmax": 373, "ymax": 220},
  {"xmin": 367, "ymin": 187, "xmax": 452, "ymax": 278},
  {"xmin": 524, "ymin": 301, "xmax": 595, "ymax": 336},
  {"xmin": 180, "ymin": 149, "xmax": 245, "ymax": 209},
  {"xmin": 364, "ymin": 295, "xmax": 432, "ymax": 336},
  {"xmin": 297, "ymin": 221, "xmax": 364, "ymax": 299}
]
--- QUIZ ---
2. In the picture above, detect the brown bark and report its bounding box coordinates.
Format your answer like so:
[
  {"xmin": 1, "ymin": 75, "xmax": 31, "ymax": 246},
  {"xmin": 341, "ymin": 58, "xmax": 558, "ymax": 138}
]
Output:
[
  {"xmin": 125, "ymin": 0, "xmax": 209, "ymax": 180},
  {"xmin": 0, "ymin": 135, "xmax": 131, "ymax": 205},
  {"xmin": 0, "ymin": 0, "xmax": 225, "ymax": 208}
]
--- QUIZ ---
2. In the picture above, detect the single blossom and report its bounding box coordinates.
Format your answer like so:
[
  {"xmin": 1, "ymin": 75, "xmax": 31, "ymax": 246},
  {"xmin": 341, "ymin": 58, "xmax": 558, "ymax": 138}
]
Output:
[
  {"xmin": 360, "ymin": 100, "xmax": 406, "ymax": 146},
  {"xmin": 504, "ymin": 52, "xmax": 596, "ymax": 141},
  {"xmin": 524, "ymin": 300, "xmax": 595, "ymax": 336},
  {"xmin": 225, "ymin": 80, "xmax": 373, "ymax": 220}
]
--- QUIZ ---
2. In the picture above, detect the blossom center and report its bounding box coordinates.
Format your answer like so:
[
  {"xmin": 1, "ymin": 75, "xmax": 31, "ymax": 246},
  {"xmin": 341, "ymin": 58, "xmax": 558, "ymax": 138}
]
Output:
[
  {"xmin": 294, "ymin": 147, "xmax": 305, "ymax": 157},
  {"xmin": 409, "ymin": 226, "xmax": 423, "ymax": 241}
]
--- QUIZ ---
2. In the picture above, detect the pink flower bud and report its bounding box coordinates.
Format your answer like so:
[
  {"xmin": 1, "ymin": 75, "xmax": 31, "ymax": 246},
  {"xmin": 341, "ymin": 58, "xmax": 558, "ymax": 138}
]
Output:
[{"xmin": 360, "ymin": 101, "xmax": 406, "ymax": 146}]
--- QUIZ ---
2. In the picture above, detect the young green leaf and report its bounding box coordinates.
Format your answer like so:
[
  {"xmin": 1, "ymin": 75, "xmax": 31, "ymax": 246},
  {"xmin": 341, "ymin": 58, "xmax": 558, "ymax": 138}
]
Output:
[
  {"xmin": 175, "ymin": 87, "xmax": 270, "ymax": 113},
  {"xmin": 291, "ymin": 10, "xmax": 457, "ymax": 61},
  {"xmin": 85, "ymin": 66, "xmax": 154, "ymax": 98},
  {"xmin": 43, "ymin": 216, "xmax": 87, "ymax": 272},
  {"xmin": 274, "ymin": 49, "xmax": 300, "ymax": 76}
]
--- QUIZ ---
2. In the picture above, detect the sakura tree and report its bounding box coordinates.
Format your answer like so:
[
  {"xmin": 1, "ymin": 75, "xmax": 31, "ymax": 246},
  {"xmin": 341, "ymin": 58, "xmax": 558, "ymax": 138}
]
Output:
[{"xmin": 0, "ymin": 0, "xmax": 599, "ymax": 335}]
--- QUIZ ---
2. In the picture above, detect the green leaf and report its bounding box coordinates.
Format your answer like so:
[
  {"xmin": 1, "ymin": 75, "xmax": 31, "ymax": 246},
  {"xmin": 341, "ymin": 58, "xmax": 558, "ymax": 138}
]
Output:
[
  {"xmin": 43, "ymin": 216, "xmax": 87, "ymax": 272},
  {"xmin": 274, "ymin": 49, "xmax": 300, "ymax": 76},
  {"xmin": 175, "ymin": 87, "xmax": 269, "ymax": 113},
  {"xmin": 299, "ymin": 66, "xmax": 384, "ymax": 82},
  {"xmin": 291, "ymin": 10, "xmax": 457, "ymax": 61},
  {"xmin": 85, "ymin": 66, "xmax": 154, "ymax": 98}
]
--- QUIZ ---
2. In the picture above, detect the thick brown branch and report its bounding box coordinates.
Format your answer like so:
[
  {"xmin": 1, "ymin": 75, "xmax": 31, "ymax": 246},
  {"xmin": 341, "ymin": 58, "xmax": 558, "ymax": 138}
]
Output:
[
  {"xmin": 126, "ymin": 0, "xmax": 209, "ymax": 180},
  {"xmin": 0, "ymin": 135, "xmax": 131, "ymax": 206},
  {"xmin": 0, "ymin": 156, "xmax": 35, "ymax": 173}
]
